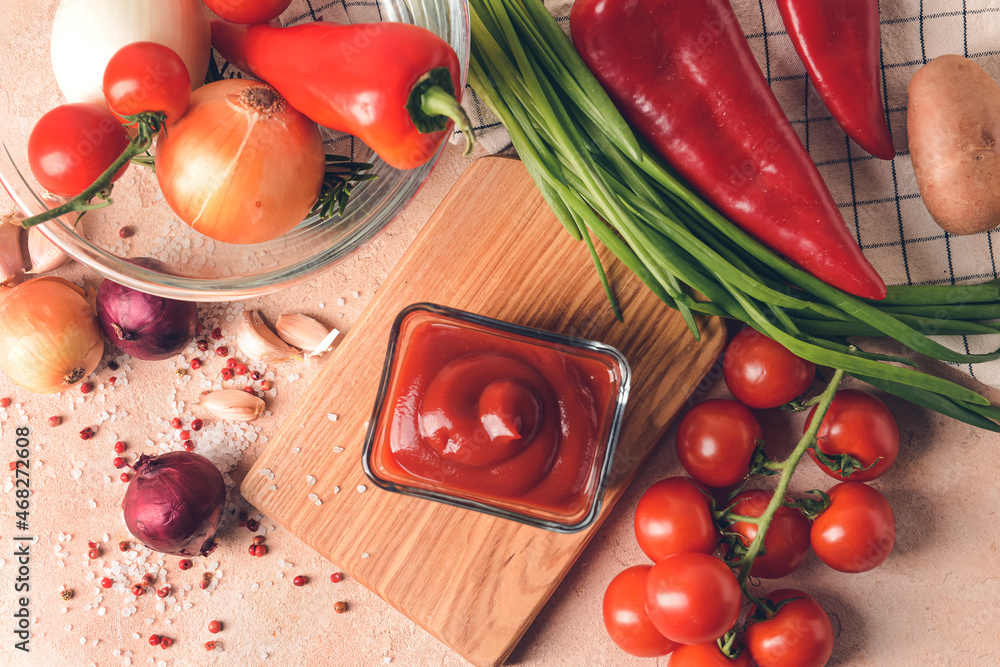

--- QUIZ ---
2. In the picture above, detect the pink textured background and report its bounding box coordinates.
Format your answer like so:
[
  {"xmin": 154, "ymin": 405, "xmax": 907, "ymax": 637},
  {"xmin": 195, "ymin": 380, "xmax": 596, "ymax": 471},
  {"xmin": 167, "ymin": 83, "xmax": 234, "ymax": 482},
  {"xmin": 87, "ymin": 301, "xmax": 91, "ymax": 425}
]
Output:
[{"xmin": 1, "ymin": 1, "xmax": 1000, "ymax": 666}]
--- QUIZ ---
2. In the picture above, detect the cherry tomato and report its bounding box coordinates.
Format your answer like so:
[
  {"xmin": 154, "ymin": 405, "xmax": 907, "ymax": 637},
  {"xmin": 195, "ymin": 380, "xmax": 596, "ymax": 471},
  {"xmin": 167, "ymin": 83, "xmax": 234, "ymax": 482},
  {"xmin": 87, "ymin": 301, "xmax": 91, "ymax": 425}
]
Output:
[
  {"xmin": 202, "ymin": 0, "xmax": 292, "ymax": 24},
  {"xmin": 805, "ymin": 389, "xmax": 899, "ymax": 482},
  {"xmin": 723, "ymin": 327, "xmax": 815, "ymax": 409},
  {"xmin": 103, "ymin": 42, "xmax": 192, "ymax": 126},
  {"xmin": 644, "ymin": 552, "xmax": 741, "ymax": 645},
  {"xmin": 676, "ymin": 399, "xmax": 761, "ymax": 488},
  {"xmin": 745, "ymin": 589, "xmax": 834, "ymax": 667},
  {"xmin": 726, "ymin": 489, "xmax": 810, "ymax": 579},
  {"xmin": 602, "ymin": 565, "xmax": 678, "ymax": 658},
  {"xmin": 634, "ymin": 477, "xmax": 719, "ymax": 562},
  {"xmin": 27, "ymin": 104, "xmax": 130, "ymax": 197},
  {"xmin": 811, "ymin": 481, "xmax": 895, "ymax": 573},
  {"xmin": 669, "ymin": 642, "xmax": 753, "ymax": 667}
]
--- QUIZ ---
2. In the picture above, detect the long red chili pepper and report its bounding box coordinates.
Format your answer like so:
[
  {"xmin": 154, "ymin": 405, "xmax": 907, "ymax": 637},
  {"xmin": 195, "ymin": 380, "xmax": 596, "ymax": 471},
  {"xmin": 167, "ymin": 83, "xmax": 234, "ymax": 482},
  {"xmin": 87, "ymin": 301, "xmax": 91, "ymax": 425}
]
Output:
[
  {"xmin": 776, "ymin": 0, "xmax": 895, "ymax": 160},
  {"xmin": 210, "ymin": 20, "xmax": 474, "ymax": 171},
  {"xmin": 570, "ymin": 0, "xmax": 886, "ymax": 300}
]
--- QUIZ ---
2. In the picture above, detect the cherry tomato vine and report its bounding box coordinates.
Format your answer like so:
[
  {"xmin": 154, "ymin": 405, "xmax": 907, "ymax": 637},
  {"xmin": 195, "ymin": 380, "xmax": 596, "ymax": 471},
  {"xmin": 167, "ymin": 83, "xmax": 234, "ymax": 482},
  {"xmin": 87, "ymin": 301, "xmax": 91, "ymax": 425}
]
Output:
[{"xmin": 606, "ymin": 333, "xmax": 901, "ymax": 663}]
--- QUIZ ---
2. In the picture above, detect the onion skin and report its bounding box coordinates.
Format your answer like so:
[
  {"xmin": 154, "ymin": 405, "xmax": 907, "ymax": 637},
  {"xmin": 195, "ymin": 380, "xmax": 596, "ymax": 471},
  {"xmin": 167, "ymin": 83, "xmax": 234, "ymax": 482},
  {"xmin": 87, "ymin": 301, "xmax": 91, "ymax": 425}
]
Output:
[
  {"xmin": 50, "ymin": 0, "xmax": 210, "ymax": 106},
  {"xmin": 0, "ymin": 277, "xmax": 103, "ymax": 394},
  {"xmin": 96, "ymin": 279, "xmax": 198, "ymax": 361},
  {"xmin": 155, "ymin": 80, "xmax": 325, "ymax": 244},
  {"xmin": 123, "ymin": 452, "xmax": 226, "ymax": 558}
]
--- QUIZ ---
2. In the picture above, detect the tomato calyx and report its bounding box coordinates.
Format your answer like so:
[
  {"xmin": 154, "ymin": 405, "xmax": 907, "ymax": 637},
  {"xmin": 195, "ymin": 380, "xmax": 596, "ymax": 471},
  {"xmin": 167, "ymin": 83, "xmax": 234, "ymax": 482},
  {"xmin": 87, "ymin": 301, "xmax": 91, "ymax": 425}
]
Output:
[
  {"xmin": 748, "ymin": 594, "xmax": 806, "ymax": 622},
  {"xmin": 716, "ymin": 630, "xmax": 746, "ymax": 660},
  {"xmin": 747, "ymin": 444, "xmax": 781, "ymax": 478},
  {"xmin": 21, "ymin": 113, "xmax": 162, "ymax": 229},
  {"xmin": 810, "ymin": 439, "xmax": 883, "ymax": 479},
  {"xmin": 782, "ymin": 489, "xmax": 831, "ymax": 521}
]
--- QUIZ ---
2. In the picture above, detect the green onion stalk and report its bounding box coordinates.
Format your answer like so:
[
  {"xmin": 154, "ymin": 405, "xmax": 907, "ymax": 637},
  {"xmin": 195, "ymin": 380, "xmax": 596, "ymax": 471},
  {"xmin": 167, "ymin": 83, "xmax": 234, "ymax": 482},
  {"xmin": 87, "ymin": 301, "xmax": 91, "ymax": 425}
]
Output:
[{"xmin": 466, "ymin": 0, "xmax": 1000, "ymax": 431}]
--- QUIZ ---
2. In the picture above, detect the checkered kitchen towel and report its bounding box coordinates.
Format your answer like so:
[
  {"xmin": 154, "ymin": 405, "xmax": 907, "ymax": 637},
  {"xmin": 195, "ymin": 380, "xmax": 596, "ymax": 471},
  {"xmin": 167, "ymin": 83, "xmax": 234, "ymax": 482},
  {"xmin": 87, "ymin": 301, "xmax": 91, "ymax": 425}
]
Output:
[
  {"xmin": 273, "ymin": 1, "xmax": 1000, "ymax": 385},
  {"xmin": 458, "ymin": 0, "xmax": 1000, "ymax": 388}
]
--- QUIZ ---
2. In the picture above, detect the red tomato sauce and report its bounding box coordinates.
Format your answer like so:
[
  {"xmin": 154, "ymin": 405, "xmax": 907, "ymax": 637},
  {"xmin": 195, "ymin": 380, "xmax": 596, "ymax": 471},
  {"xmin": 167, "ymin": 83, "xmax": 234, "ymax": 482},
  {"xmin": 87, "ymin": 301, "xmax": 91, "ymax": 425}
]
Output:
[{"xmin": 369, "ymin": 307, "xmax": 625, "ymax": 525}]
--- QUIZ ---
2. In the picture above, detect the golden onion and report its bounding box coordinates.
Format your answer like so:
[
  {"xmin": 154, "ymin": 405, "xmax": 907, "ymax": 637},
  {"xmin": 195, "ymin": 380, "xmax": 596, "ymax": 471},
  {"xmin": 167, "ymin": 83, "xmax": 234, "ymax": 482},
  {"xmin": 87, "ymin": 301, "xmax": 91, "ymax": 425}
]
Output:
[
  {"xmin": 155, "ymin": 80, "xmax": 325, "ymax": 245},
  {"xmin": 0, "ymin": 277, "xmax": 104, "ymax": 394}
]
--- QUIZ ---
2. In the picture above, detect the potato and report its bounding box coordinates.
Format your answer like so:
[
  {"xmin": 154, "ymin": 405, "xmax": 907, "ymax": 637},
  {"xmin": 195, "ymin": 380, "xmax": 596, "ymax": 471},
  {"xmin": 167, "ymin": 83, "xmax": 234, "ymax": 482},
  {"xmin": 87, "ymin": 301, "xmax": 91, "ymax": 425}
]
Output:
[{"xmin": 908, "ymin": 54, "xmax": 1000, "ymax": 235}]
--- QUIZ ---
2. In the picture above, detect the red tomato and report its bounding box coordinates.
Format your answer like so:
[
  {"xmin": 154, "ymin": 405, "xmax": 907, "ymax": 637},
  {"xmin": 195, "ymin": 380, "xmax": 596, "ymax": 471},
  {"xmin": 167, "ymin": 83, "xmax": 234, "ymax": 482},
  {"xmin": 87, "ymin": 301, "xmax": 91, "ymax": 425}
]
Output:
[
  {"xmin": 602, "ymin": 565, "xmax": 678, "ymax": 658},
  {"xmin": 811, "ymin": 482, "xmax": 895, "ymax": 573},
  {"xmin": 103, "ymin": 42, "xmax": 192, "ymax": 126},
  {"xmin": 745, "ymin": 589, "xmax": 834, "ymax": 667},
  {"xmin": 203, "ymin": 0, "xmax": 292, "ymax": 24},
  {"xmin": 676, "ymin": 399, "xmax": 761, "ymax": 488},
  {"xmin": 634, "ymin": 477, "xmax": 719, "ymax": 562},
  {"xmin": 726, "ymin": 489, "xmax": 810, "ymax": 579},
  {"xmin": 645, "ymin": 552, "xmax": 741, "ymax": 645},
  {"xmin": 805, "ymin": 389, "xmax": 899, "ymax": 482},
  {"xmin": 27, "ymin": 104, "xmax": 130, "ymax": 197},
  {"xmin": 723, "ymin": 327, "xmax": 816, "ymax": 409},
  {"xmin": 669, "ymin": 643, "xmax": 753, "ymax": 667}
]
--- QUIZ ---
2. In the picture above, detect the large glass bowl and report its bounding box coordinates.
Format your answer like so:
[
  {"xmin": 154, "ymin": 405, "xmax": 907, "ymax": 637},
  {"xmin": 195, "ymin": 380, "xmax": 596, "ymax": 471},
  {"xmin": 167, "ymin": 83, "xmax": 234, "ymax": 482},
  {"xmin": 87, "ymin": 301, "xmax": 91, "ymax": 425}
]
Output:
[{"xmin": 0, "ymin": 0, "xmax": 469, "ymax": 301}]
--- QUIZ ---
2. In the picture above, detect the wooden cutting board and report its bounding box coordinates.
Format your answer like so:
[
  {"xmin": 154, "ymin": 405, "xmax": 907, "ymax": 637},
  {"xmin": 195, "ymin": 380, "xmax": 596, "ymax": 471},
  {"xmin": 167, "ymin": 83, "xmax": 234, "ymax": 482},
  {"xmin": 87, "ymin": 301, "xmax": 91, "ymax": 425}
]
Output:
[{"xmin": 242, "ymin": 156, "xmax": 725, "ymax": 666}]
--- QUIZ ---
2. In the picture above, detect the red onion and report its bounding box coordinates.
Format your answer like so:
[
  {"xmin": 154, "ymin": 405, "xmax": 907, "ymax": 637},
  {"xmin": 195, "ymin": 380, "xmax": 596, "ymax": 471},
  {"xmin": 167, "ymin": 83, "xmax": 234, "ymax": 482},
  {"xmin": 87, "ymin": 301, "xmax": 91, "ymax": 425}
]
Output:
[
  {"xmin": 96, "ymin": 277, "xmax": 198, "ymax": 361},
  {"xmin": 122, "ymin": 452, "xmax": 226, "ymax": 557}
]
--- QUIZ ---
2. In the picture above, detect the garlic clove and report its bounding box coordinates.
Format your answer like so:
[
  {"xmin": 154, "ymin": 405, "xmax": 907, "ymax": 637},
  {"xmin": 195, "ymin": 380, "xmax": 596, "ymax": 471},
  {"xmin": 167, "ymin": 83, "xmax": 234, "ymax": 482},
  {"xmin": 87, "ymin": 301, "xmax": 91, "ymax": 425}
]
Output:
[
  {"xmin": 275, "ymin": 313, "xmax": 339, "ymax": 356},
  {"xmin": 27, "ymin": 225, "xmax": 71, "ymax": 274},
  {"xmin": 198, "ymin": 389, "xmax": 265, "ymax": 422},
  {"xmin": 236, "ymin": 310, "xmax": 299, "ymax": 362},
  {"xmin": 0, "ymin": 216, "xmax": 25, "ymax": 285}
]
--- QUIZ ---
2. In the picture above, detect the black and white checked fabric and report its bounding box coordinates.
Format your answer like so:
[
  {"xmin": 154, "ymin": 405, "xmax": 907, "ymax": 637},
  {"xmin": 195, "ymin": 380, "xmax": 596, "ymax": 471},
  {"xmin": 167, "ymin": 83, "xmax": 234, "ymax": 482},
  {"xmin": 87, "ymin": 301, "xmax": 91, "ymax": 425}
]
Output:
[{"xmin": 460, "ymin": 0, "xmax": 1000, "ymax": 387}]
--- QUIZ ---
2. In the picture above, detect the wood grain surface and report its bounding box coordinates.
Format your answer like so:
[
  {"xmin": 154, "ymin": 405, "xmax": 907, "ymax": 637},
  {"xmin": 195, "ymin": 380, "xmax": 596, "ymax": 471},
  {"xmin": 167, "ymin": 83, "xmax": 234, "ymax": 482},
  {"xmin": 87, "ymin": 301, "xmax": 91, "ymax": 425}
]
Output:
[{"xmin": 241, "ymin": 156, "xmax": 725, "ymax": 666}]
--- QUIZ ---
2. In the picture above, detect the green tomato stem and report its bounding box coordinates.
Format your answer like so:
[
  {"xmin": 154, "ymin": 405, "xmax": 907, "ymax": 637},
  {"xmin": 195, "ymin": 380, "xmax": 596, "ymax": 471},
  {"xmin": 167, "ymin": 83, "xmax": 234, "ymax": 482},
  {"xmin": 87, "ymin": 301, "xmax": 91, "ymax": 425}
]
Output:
[
  {"xmin": 20, "ymin": 114, "xmax": 162, "ymax": 229},
  {"xmin": 735, "ymin": 367, "xmax": 845, "ymax": 586}
]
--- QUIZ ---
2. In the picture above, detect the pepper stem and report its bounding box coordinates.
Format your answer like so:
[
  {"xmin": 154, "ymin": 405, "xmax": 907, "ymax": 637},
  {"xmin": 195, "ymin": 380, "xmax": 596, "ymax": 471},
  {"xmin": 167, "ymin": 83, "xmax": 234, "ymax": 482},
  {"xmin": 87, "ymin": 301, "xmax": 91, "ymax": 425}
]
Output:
[
  {"xmin": 406, "ymin": 67, "xmax": 476, "ymax": 156},
  {"xmin": 420, "ymin": 86, "xmax": 476, "ymax": 155}
]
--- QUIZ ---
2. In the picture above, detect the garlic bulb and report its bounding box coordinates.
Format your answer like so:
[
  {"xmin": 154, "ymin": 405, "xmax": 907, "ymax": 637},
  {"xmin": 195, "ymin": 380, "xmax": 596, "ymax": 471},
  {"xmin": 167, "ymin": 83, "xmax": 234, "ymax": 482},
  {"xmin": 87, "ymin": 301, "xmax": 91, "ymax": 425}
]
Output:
[
  {"xmin": 276, "ymin": 314, "xmax": 339, "ymax": 356},
  {"xmin": 0, "ymin": 219, "xmax": 24, "ymax": 285},
  {"xmin": 27, "ymin": 226, "xmax": 71, "ymax": 275},
  {"xmin": 198, "ymin": 389, "xmax": 265, "ymax": 422},
  {"xmin": 236, "ymin": 310, "xmax": 298, "ymax": 362}
]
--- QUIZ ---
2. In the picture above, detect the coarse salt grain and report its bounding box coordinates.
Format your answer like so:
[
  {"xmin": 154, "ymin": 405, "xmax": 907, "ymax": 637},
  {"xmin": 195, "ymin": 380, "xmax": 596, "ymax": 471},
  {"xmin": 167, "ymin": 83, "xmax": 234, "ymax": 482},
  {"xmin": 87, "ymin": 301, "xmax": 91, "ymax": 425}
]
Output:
[
  {"xmin": 357, "ymin": 485, "xmax": 367, "ymax": 493},
  {"xmin": 333, "ymin": 447, "xmax": 344, "ymax": 453},
  {"xmin": 306, "ymin": 475, "xmax": 316, "ymax": 486},
  {"xmin": 327, "ymin": 413, "xmax": 338, "ymax": 422}
]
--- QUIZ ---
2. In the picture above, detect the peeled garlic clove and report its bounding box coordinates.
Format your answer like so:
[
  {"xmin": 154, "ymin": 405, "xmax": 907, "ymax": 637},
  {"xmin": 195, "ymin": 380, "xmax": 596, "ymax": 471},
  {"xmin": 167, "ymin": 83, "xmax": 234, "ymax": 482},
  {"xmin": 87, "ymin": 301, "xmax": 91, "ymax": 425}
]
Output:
[
  {"xmin": 276, "ymin": 313, "xmax": 339, "ymax": 356},
  {"xmin": 236, "ymin": 310, "xmax": 298, "ymax": 362},
  {"xmin": 27, "ymin": 225, "xmax": 71, "ymax": 274},
  {"xmin": 0, "ymin": 218, "xmax": 25, "ymax": 285},
  {"xmin": 199, "ymin": 389, "xmax": 265, "ymax": 422}
]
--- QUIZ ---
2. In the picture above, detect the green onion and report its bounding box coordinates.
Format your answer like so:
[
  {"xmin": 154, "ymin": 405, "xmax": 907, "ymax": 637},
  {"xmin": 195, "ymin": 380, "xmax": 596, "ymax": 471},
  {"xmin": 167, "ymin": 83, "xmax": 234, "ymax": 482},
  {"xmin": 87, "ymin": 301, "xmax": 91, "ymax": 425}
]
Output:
[{"xmin": 468, "ymin": 0, "xmax": 1000, "ymax": 430}]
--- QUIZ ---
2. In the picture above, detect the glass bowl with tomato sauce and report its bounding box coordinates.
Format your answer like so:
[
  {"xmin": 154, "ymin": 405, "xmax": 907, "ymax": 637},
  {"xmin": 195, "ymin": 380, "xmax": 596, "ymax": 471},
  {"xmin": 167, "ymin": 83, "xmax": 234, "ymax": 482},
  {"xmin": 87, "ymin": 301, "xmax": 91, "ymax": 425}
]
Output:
[
  {"xmin": 363, "ymin": 303, "xmax": 631, "ymax": 533},
  {"xmin": 0, "ymin": 0, "xmax": 468, "ymax": 301}
]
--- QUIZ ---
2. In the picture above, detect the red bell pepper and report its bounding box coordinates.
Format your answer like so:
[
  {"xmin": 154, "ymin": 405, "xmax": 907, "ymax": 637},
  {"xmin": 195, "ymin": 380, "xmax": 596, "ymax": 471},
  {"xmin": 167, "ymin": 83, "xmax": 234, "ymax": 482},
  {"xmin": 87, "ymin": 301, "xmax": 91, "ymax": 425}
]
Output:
[
  {"xmin": 570, "ymin": 0, "xmax": 886, "ymax": 300},
  {"xmin": 776, "ymin": 0, "xmax": 895, "ymax": 160},
  {"xmin": 210, "ymin": 20, "xmax": 473, "ymax": 171}
]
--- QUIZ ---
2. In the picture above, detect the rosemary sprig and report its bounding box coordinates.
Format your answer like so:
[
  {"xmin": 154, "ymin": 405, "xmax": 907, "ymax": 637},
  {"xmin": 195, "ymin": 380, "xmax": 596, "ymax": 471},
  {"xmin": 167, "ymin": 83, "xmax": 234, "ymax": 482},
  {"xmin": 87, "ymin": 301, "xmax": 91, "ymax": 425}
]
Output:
[{"xmin": 311, "ymin": 154, "xmax": 377, "ymax": 220}]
